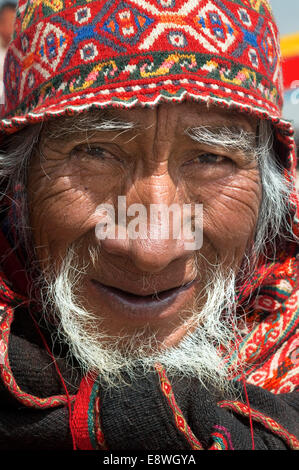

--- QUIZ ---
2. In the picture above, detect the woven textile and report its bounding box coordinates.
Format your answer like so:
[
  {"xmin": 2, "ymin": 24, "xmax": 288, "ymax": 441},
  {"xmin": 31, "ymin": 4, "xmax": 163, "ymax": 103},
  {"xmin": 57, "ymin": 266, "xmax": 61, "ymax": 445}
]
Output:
[{"xmin": 0, "ymin": 0, "xmax": 290, "ymax": 130}]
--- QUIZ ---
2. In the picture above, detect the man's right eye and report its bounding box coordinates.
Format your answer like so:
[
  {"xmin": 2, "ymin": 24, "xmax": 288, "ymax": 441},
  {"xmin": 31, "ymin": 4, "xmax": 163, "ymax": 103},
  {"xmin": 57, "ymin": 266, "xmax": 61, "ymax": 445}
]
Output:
[
  {"xmin": 83, "ymin": 146, "xmax": 106, "ymax": 159},
  {"xmin": 72, "ymin": 146, "xmax": 114, "ymax": 160}
]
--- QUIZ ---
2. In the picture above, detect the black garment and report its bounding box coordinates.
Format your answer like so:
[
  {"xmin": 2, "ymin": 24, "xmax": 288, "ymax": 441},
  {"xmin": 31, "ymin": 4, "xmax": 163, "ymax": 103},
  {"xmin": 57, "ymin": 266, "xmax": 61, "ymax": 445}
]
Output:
[{"xmin": 0, "ymin": 307, "xmax": 298, "ymax": 450}]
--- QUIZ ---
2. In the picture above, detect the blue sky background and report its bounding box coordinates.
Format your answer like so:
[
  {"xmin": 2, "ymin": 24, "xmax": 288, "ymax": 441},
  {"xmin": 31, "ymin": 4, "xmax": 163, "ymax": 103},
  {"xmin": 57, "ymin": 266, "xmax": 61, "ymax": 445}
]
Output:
[
  {"xmin": 270, "ymin": 0, "xmax": 299, "ymax": 36},
  {"xmin": 270, "ymin": 0, "xmax": 299, "ymax": 130}
]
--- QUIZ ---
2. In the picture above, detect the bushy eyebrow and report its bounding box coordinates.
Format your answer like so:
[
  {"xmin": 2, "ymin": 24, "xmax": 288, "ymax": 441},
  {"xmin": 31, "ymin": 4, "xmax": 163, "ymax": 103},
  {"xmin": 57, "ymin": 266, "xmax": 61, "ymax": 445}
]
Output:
[
  {"xmin": 42, "ymin": 111, "xmax": 137, "ymax": 142},
  {"xmin": 42, "ymin": 111, "xmax": 256, "ymax": 162},
  {"xmin": 185, "ymin": 125, "xmax": 256, "ymax": 157}
]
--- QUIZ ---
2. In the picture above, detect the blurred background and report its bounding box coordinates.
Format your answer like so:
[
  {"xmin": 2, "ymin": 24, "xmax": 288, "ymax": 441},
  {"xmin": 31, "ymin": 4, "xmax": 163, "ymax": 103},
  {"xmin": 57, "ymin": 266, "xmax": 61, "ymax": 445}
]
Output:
[
  {"xmin": 0, "ymin": 0, "xmax": 297, "ymax": 179},
  {"xmin": 270, "ymin": 0, "xmax": 299, "ymax": 164}
]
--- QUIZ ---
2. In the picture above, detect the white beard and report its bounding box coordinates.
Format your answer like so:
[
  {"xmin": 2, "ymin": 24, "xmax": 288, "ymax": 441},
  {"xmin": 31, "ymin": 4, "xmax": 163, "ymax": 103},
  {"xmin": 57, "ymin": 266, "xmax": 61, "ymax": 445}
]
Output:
[{"xmin": 40, "ymin": 246, "xmax": 244, "ymax": 394}]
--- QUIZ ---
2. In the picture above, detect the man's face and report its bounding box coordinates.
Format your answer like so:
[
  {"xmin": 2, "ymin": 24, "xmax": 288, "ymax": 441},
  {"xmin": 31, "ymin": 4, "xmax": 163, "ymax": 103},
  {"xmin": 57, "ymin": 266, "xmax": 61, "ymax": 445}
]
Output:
[
  {"xmin": 0, "ymin": 6, "xmax": 15, "ymax": 48},
  {"xmin": 27, "ymin": 102, "xmax": 261, "ymax": 351}
]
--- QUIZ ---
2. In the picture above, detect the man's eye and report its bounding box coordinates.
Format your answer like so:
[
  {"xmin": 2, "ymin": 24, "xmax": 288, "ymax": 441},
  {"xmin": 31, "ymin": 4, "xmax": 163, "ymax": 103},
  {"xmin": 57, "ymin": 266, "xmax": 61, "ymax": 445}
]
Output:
[
  {"xmin": 83, "ymin": 146, "xmax": 109, "ymax": 159},
  {"xmin": 86, "ymin": 147, "xmax": 106, "ymax": 158},
  {"xmin": 72, "ymin": 146, "xmax": 114, "ymax": 160},
  {"xmin": 192, "ymin": 153, "xmax": 227, "ymax": 164}
]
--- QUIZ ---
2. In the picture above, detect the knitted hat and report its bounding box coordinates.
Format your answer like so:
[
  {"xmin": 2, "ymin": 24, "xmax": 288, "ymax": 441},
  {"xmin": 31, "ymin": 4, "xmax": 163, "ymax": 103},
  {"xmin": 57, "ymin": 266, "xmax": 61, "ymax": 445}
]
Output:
[{"xmin": 0, "ymin": 0, "xmax": 297, "ymax": 189}]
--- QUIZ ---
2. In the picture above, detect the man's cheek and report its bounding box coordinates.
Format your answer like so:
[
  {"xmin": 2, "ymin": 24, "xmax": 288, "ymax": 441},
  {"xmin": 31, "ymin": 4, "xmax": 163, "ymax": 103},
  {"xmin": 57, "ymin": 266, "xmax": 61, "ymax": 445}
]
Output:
[
  {"xmin": 202, "ymin": 189, "xmax": 261, "ymax": 260},
  {"xmin": 28, "ymin": 187, "xmax": 99, "ymax": 263}
]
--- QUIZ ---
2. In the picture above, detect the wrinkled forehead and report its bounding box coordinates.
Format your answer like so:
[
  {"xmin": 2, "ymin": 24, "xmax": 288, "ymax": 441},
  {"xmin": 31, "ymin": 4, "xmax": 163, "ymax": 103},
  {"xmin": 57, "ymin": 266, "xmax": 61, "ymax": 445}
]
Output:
[{"xmin": 43, "ymin": 102, "xmax": 258, "ymax": 139}]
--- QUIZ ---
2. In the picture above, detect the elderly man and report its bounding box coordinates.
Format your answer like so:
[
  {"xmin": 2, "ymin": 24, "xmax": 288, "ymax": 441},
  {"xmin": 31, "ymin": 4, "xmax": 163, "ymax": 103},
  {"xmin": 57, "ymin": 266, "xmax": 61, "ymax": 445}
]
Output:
[
  {"xmin": 0, "ymin": 0, "xmax": 17, "ymax": 80},
  {"xmin": 0, "ymin": 0, "xmax": 298, "ymax": 451},
  {"xmin": 0, "ymin": 1, "xmax": 16, "ymax": 46}
]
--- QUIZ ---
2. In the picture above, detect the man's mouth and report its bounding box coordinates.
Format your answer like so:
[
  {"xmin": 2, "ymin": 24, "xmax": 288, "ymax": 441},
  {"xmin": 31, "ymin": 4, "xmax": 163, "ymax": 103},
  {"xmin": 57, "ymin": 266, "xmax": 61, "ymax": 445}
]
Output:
[{"xmin": 89, "ymin": 279, "xmax": 196, "ymax": 321}]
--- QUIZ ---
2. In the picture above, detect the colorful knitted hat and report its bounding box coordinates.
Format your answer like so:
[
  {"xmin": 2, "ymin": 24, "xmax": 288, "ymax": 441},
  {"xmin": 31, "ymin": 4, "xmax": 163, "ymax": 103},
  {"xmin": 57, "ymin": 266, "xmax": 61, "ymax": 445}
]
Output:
[
  {"xmin": 0, "ymin": 0, "xmax": 288, "ymax": 119},
  {"xmin": 0, "ymin": 0, "xmax": 297, "ymax": 187}
]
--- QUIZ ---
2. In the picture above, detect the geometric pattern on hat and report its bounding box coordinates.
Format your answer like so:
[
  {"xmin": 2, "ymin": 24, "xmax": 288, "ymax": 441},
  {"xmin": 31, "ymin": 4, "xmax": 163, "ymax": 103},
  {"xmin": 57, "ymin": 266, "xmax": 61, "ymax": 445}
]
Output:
[{"xmin": 0, "ymin": 0, "xmax": 290, "ymax": 151}]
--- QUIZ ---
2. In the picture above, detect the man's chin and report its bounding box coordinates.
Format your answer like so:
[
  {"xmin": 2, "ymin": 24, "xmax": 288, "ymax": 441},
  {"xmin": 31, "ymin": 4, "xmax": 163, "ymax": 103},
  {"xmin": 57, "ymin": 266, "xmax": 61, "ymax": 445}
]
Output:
[{"xmin": 82, "ymin": 321, "xmax": 193, "ymax": 362}]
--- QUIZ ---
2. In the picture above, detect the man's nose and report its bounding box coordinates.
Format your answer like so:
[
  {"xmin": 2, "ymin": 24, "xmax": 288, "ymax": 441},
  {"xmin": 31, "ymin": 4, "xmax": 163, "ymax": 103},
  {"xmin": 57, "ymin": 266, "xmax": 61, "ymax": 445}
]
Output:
[
  {"xmin": 99, "ymin": 231, "xmax": 187, "ymax": 273},
  {"xmin": 97, "ymin": 175, "xmax": 191, "ymax": 273}
]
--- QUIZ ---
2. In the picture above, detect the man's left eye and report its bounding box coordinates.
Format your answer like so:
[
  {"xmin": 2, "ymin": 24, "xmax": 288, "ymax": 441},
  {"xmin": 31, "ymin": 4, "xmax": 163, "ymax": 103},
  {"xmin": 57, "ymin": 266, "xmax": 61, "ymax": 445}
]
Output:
[
  {"xmin": 83, "ymin": 146, "xmax": 107, "ymax": 158},
  {"xmin": 72, "ymin": 145, "xmax": 116, "ymax": 161},
  {"xmin": 192, "ymin": 153, "xmax": 227, "ymax": 164}
]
